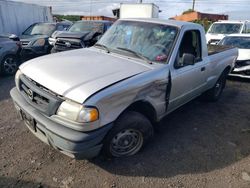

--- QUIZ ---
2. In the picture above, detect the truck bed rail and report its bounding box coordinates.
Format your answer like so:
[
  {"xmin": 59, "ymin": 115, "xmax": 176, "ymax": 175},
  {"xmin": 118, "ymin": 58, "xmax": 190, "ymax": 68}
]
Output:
[{"xmin": 208, "ymin": 45, "xmax": 235, "ymax": 56}]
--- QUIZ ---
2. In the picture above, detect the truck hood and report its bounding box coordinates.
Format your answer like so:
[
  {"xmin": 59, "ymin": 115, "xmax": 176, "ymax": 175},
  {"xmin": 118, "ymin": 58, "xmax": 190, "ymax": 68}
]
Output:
[
  {"xmin": 206, "ymin": 33, "xmax": 226, "ymax": 43},
  {"xmin": 55, "ymin": 31, "xmax": 90, "ymax": 39},
  {"xmin": 20, "ymin": 34, "xmax": 48, "ymax": 41},
  {"xmin": 20, "ymin": 48, "xmax": 152, "ymax": 103}
]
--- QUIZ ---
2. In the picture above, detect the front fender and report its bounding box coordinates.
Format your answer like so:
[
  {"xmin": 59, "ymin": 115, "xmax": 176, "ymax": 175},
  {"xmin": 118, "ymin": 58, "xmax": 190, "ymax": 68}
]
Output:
[{"xmin": 85, "ymin": 65, "xmax": 170, "ymax": 126}]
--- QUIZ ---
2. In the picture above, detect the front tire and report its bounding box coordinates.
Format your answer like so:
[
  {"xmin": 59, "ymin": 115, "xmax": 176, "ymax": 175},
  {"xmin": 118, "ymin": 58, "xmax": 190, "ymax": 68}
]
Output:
[
  {"xmin": 1, "ymin": 55, "xmax": 19, "ymax": 76},
  {"xmin": 102, "ymin": 111, "xmax": 154, "ymax": 158}
]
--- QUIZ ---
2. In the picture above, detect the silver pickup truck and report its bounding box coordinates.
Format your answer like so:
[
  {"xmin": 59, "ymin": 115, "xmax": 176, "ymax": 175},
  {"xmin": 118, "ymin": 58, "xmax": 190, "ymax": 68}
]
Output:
[{"xmin": 10, "ymin": 19, "xmax": 238, "ymax": 159}]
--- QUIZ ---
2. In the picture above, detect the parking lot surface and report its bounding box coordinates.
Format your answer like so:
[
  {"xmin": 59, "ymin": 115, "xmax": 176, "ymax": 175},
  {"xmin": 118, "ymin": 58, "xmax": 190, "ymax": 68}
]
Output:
[{"xmin": 0, "ymin": 76, "xmax": 250, "ymax": 188}]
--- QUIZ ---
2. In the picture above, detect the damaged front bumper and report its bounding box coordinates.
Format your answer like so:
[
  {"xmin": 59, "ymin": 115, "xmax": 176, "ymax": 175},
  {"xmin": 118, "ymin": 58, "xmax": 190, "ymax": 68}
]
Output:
[
  {"xmin": 229, "ymin": 60, "xmax": 250, "ymax": 78},
  {"xmin": 10, "ymin": 87, "xmax": 113, "ymax": 159}
]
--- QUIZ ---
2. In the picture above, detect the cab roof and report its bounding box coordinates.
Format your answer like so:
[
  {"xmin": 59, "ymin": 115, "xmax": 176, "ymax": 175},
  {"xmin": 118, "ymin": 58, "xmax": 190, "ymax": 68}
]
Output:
[{"xmin": 119, "ymin": 18, "xmax": 200, "ymax": 28}]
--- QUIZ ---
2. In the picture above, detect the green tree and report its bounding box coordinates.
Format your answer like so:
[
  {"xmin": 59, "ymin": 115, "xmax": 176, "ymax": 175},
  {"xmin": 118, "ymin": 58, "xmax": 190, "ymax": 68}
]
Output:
[
  {"xmin": 53, "ymin": 15, "xmax": 81, "ymax": 22},
  {"xmin": 182, "ymin": 9, "xmax": 195, "ymax": 15}
]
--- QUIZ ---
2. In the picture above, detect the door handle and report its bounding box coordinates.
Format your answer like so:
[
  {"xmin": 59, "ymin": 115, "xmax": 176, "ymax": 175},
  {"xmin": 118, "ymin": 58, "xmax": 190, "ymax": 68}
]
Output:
[{"xmin": 201, "ymin": 67, "xmax": 206, "ymax": 72}]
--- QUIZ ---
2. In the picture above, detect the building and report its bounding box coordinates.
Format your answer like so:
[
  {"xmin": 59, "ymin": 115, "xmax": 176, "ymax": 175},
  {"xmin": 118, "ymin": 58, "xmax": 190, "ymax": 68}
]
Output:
[
  {"xmin": 172, "ymin": 11, "xmax": 228, "ymax": 22},
  {"xmin": 0, "ymin": 0, "xmax": 53, "ymax": 35},
  {"xmin": 81, "ymin": 16, "xmax": 116, "ymax": 22}
]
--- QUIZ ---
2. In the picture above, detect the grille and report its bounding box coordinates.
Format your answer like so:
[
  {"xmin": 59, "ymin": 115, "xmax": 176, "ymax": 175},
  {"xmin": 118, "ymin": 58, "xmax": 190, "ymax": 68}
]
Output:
[
  {"xmin": 21, "ymin": 41, "xmax": 30, "ymax": 46},
  {"xmin": 55, "ymin": 38, "xmax": 83, "ymax": 50},
  {"xmin": 231, "ymin": 70, "xmax": 250, "ymax": 76},
  {"xmin": 19, "ymin": 75, "xmax": 63, "ymax": 116}
]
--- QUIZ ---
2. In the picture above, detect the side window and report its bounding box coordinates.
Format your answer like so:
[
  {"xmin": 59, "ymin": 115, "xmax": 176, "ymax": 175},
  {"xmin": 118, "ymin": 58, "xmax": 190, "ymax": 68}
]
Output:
[
  {"xmin": 106, "ymin": 24, "xmax": 112, "ymax": 30},
  {"xmin": 246, "ymin": 23, "xmax": 250, "ymax": 33},
  {"xmin": 57, "ymin": 24, "xmax": 70, "ymax": 31},
  {"xmin": 242, "ymin": 23, "xmax": 250, "ymax": 33},
  {"xmin": 175, "ymin": 30, "xmax": 202, "ymax": 68},
  {"xmin": 56, "ymin": 25, "xmax": 64, "ymax": 31}
]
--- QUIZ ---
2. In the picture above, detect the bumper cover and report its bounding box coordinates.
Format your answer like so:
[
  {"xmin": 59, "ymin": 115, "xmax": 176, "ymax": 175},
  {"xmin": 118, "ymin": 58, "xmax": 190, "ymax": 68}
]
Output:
[
  {"xmin": 229, "ymin": 65, "xmax": 250, "ymax": 78},
  {"xmin": 10, "ymin": 87, "xmax": 113, "ymax": 159},
  {"xmin": 21, "ymin": 46, "xmax": 49, "ymax": 58}
]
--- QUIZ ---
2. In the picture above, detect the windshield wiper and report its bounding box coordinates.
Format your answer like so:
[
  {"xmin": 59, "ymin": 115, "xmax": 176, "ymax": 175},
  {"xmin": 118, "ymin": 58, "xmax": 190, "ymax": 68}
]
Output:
[
  {"xmin": 116, "ymin": 47, "xmax": 152, "ymax": 64},
  {"xmin": 94, "ymin": 43, "xmax": 110, "ymax": 53}
]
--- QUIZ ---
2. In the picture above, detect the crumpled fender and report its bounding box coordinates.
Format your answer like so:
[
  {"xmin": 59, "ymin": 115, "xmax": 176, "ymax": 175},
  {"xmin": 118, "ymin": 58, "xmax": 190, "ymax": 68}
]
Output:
[{"xmin": 85, "ymin": 65, "xmax": 171, "ymax": 126}]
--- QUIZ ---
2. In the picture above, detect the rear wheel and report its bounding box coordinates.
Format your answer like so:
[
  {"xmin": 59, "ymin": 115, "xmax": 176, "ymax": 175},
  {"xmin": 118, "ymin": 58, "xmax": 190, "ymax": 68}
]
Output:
[
  {"xmin": 203, "ymin": 71, "xmax": 227, "ymax": 102},
  {"xmin": 1, "ymin": 55, "xmax": 19, "ymax": 76},
  {"xmin": 102, "ymin": 111, "xmax": 154, "ymax": 158}
]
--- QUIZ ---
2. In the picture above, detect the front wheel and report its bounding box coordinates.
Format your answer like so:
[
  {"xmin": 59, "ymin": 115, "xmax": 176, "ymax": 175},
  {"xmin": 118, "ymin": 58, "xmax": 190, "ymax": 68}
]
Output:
[
  {"xmin": 1, "ymin": 55, "xmax": 19, "ymax": 76},
  {"xmin": 102, "ymin": 111, "xmax": 154, "ymax": 158}
]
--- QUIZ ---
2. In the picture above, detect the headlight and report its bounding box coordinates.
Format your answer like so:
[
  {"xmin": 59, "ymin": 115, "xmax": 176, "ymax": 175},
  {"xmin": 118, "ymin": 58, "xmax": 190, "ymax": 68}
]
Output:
[
  {"xmin": 48, "ymin": 38, "xmax": 56, "ymax": 45},
  {"xmin": 57, "ymin": 100, "xmax": 99, "ymax": 123},
  {"xmin": 32, "ymin": 39, "xmax": 45, "ymax": 47},
  {"xmin": 15, "ymin": 70, "xmax": 22, "ymax": 89}
]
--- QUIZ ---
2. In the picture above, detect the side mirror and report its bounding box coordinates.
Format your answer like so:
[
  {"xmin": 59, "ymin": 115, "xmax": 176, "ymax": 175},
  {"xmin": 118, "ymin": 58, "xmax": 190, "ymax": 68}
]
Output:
[
  {"xmin": 182, "ymin": 53, "xmax": 195, "ymax": 66},
  {"xmin": 9, "ymin": 34, "xmax": 20, "ymax": 41}
]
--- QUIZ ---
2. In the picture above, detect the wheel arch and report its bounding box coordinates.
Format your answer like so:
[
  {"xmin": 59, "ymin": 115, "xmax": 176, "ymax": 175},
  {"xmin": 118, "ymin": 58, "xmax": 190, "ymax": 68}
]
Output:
[
  {"xmin": 223, "ymin": 65, "xmax": 232, "ymax": 75},
  {"xmin": 120, "ymin": 100, "xmax": 158, "ymax": 126}
]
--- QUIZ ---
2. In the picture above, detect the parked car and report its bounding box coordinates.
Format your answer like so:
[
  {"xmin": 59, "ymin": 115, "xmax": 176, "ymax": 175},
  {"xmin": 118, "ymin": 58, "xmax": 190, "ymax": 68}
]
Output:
[
  {"xmin": 219, "ymin": 34, "xmax": 250, "ymax": 78},
  {"xmin": 20, "ymin": 22, "xmax": 72, "ymax": 59},
  {"xmin": 206, "ymin": 20, "xmax": 250, "ymax": 44},
  {"xmin": 50, "ymin": 20, "xmax": 113, "ymax": 53},
  {"xmin": 10, "ymin": 19, "xmax": 237, "ymax": 159},
  {"xmin": 0, "ymin": 34, "xmax": 21, "ymax": 76}
]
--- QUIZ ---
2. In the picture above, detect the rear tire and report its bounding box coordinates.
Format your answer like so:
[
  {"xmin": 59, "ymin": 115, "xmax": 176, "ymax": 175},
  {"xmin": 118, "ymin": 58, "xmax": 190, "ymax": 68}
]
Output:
[
  {"xmin": 102, "ymin": 111, "xmax": 154, "ymax": 158},
  {"xmin": 203, "ymin": 71, "xmax": 227, "ymax": 102},
  {"xmin": 1, "ymin": 55, "xmax": 19, "ymax": 76}
]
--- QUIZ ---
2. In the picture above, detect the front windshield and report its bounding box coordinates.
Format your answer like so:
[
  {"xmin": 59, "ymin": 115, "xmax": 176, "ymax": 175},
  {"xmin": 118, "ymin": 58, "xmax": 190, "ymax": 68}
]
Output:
[
  {"xmin": 23, "ymin": 23, "xmax": 56, "ymax": 36},
  {"xmin": 68, "ymin": 21, "xmax": 104, "ymax": 33},
  {"xmin": 220, "ymin": 36, "xmax": 250, "ymax": 49},
  {"xmin": 208, "ymin": 23, "xmax": 243, "ymax": 34},
  {"xmin": 97, "ymin": 20, "xmax": 178, "ymax": 63}
]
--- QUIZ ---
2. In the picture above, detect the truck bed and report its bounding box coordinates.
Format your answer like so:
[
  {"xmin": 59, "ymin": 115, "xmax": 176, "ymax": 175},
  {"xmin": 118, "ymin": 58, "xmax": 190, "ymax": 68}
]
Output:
[{"xmin": 208, "ymin": 45, "xmax": 235, "ymax": 56}]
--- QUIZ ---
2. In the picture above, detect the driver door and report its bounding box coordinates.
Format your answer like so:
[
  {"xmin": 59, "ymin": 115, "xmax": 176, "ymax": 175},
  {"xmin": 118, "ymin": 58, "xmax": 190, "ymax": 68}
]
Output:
[{"xmin": 168, "ymin": 30, "xmax": 208, "ymax": 111}]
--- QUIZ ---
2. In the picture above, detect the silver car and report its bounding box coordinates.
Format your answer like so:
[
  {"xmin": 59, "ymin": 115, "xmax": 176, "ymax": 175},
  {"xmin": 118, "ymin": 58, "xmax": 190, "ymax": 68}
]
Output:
[{"xmin": 0, "ymin": 34, "xmax": 21, "ymax": 76}]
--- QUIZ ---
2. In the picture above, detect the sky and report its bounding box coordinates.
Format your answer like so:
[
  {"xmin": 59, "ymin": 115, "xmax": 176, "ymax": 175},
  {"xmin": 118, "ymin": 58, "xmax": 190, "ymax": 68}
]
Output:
[{"xmin": 11, "ymin": 0, "xmax": 250, "ymax": 20}]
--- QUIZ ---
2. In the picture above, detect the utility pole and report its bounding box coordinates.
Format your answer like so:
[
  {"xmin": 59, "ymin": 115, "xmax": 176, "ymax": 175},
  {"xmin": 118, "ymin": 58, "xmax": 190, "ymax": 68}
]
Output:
[{"xmin": 192, "ymin": 0, "xmax": 195, "ymax": 10}]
